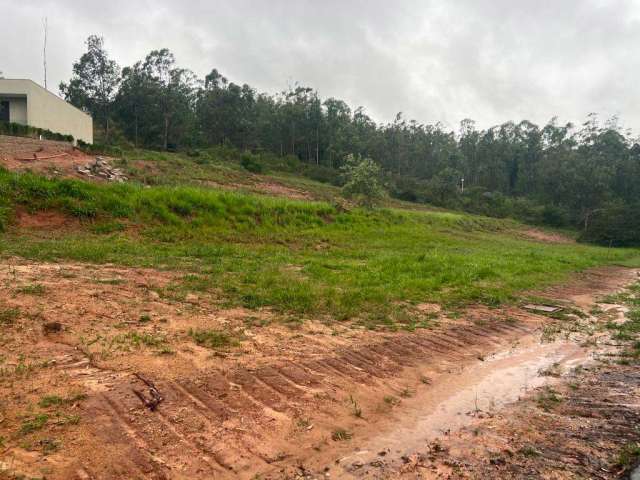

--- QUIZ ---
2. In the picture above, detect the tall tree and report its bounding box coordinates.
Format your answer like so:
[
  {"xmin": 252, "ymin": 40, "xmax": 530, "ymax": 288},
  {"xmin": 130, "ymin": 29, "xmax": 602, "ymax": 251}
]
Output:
[{"xmin": 60, "ymin": 35, "xmax": 120, "ymax": 143}]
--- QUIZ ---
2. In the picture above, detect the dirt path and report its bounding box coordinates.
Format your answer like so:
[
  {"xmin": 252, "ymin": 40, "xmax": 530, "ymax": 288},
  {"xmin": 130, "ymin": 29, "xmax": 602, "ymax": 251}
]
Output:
[{"xmin": 0, "ymin": 260, "xmax": 637, "ymax": 480}]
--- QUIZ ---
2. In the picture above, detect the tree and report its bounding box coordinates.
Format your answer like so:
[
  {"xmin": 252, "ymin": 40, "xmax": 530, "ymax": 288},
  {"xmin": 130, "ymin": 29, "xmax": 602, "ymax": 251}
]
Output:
[
  {"xmin": 141, "ymin": 49, "xmax": 198, "ymax": 150},
  {"xmin": 427, "ymin": 167, "xmax": 462, "ymax": 204},
  {"xmin": 115, "ymin": 49, "xmax": 197, "ymax": 149},
  {"xmin": 60, "ymin": 35, "xmax": 120, "ymax": 143},
  {"xmin": 340, "ymin": 154, "xmax": 386, "ymax": 207}
]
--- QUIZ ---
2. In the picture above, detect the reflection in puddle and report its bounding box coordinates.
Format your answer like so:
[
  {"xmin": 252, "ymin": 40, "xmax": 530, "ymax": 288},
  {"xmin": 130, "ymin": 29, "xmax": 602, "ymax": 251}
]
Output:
[{"xmin": 339, "ymin": 336, "xmax": 591, "ymax": 468}]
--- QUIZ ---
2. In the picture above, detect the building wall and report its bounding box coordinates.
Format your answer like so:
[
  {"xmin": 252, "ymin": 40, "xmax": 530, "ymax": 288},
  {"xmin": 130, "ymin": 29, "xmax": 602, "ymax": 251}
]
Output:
[
  {"xmin": 0, "ymin": 95, "xmax": 28, "ymax": 124},
  {"xmin": 0, "ymin": 79, "xmax": 93, "ymax": 144},
  {"xmin": 9, "ymin": 97, "xmax": 28, "ymax": 124}
]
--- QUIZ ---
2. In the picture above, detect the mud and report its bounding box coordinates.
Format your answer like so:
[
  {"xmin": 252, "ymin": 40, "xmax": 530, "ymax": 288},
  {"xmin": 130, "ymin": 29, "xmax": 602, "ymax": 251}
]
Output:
[
  {"xmin": 0, "ymin": 259, "xmax": 637, "ymax": 480},
  {"xmin": 334, "ymin": 336, "xmax": 591, "ymax": 470}
]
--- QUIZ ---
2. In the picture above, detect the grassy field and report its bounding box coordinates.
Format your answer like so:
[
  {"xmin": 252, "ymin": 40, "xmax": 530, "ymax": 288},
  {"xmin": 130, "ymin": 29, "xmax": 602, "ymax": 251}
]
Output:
[{"xmin": 0, "ymin": 167, "xmax": 638, "ymax": 329}]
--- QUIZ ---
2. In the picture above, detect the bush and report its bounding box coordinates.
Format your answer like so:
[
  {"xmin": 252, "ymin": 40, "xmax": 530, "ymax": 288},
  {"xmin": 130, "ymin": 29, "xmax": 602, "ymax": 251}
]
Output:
[
  {"xmin": 302, "ymin": 163, "xmax": 343, "ymax": 186},
  {"xmin": 580, "ymin": 203, "xmax": 640, "ymax": 246},
  {"xmin": 240, "ymin": 153, "xmax": 265, "ymax": 174},
  {"xmin": 77, "ymin": 140, "xmax": 123, "ymax": 158},
  {"xmin": 0, "ymin": 121, "xmax": 73, "ymax": 143},
  {"xmin": 340, "ymin": 154, "xmax": 386, "ymax": 207}
]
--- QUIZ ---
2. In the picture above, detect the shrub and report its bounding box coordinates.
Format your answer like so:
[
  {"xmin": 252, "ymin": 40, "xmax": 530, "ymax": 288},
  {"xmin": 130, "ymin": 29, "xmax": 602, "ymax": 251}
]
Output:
[
  {"xmin": 580, "ymin": 202, "xmax": 640, "ymax": 247},
  {"xmin": 240, "ymin": 153, "xmax": 265, "ymax": 174},
  {"xmin": 340, "ymin": 154, "xmax": 386, "ymax": 207},
  {"xmin": 77, "ymin": 140, "xmax": 123, "ymax": 158},
  {"xmin": 0, "ymin": 122, "xmax": 73, "ymax": 142}
]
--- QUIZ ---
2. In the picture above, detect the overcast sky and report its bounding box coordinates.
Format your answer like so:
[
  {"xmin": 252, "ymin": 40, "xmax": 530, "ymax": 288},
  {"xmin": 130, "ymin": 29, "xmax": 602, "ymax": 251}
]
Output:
[{"xmin": 2, "ymin": 0, "xmax": 640, "ymax": 131}]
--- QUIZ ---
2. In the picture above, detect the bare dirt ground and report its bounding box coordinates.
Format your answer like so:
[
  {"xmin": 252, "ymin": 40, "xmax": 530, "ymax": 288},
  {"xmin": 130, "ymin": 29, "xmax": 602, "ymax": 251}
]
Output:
[
  {"xmin": 0, "ymin": 135, "xmax": 97, "ymax": 178},
  {"xmin": 519, "ymin": 228, "xmax": 575, "ymax": 244},
  {"xmin": 0, "ymin": 257, "xmax": 637, "ymax": 480},
  {"xmin": 204, "ymin": 179, "xmax": 314, "ymax": 201}
]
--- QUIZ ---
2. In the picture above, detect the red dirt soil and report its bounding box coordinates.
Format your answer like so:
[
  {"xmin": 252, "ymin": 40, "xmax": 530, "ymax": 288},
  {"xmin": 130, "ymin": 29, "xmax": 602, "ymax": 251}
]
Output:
[
  {"xmin": 0, "ymin": 135, "xmax": 100, "ymax": 180},
  {"xmin": 0, "ymin": 258, "xmax": 637, "ymax": 480}
]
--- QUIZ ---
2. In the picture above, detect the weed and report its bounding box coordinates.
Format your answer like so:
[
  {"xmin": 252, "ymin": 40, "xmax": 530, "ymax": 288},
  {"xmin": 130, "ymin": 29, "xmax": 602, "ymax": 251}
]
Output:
[
  {"xmin": 519, "ymin": 445, "xmax": 541, "ymax": 457},
  {"xmin": 189, "ymin": 328, "xmax": 238, "ymax": 349},
  {"xmin": 0, "ymin": 307, "xmax": 20, "ymax": 325},
  {"xmin": 113, "ymin": 331, "xmax": 167, "ymax": 349},
  {"xmin": 55, "ymin": 414, "xmax": 80, "ymax": 426},
  {"xmin": 399, "ymin": 387, "xmax": 413, "ymax": 398},
  {"xmin": 536, "ymin": 387, "xmax": 562, "ymax": 411},
  {"xmin": 331, "ymin": 428, "xmax": 352, "ymax": 441},
  {"xmin": 39, "ymin": 438, "xmax": 60, "ymax": 455},
  {"xmin": 157, "ymin": 346, "xmax": 175, "ymax": 355},
  {"xmin": 38, "ymin": 393, "xmax": 86, "ymax": 408},
  {"xmin": 38, "ymin": 395, "xmax": 64, "ymax": 408},
  {"xmin": 139, "ymin": 314, "xmax": 152, "ymax": 323},
  {"xmin": 20, "ymin": 414, "xmax": 49, "ymax": 435},
  {"xmin": 590, "ymin": 306, "xmax": 604, "ymax": 316},
  {"xmin": 349, "ymin": 395, "xmax": 362, "ymax": 418},
  {"xmin": 615, "ymin": 442, "xmax": 640, "ymax": 469},
  {"xmin": 16, "ymin": 283, "xmax": 46, "ymax": 295}
]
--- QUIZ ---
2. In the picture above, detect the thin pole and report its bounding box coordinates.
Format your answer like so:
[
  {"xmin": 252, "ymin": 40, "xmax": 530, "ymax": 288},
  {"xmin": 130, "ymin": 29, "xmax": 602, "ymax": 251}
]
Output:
[{"xmin": 43, "ymin": 17, "xmax": 48, "ymax": 90}]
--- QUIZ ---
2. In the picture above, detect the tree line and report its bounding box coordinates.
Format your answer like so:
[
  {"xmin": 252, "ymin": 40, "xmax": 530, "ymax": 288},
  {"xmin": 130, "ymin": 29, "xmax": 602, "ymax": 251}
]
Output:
[{"xmin": 59, "ymin": 36, "xmax": 640, "ymax": 245}]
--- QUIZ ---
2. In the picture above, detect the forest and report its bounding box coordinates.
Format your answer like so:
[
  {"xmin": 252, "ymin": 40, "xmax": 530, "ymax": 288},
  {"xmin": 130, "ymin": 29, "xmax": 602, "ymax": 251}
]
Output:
[{"xmin": 59, "ymin": 36, "xmax": 640, "ymax": 245}]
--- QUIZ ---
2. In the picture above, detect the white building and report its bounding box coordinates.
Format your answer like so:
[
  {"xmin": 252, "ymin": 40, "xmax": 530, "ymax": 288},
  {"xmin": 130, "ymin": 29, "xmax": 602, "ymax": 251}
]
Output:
[{"xmin": 0, "ymin": 79, "xmax": 93, "ymax": 144}]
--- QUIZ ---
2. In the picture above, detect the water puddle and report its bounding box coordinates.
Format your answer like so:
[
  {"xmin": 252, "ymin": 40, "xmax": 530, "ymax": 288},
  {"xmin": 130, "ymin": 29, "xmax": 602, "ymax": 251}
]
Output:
[{"xmin": 337, "ymin": 336, "xmax": 591, "ymax": 469}]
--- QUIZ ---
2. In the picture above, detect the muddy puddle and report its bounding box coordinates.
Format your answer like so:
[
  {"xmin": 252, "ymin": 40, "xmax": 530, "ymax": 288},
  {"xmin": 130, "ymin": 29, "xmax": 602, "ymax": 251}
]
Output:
[{"xmin": 335, "ymin": 334, "xmax": 593, "ymax": 472}]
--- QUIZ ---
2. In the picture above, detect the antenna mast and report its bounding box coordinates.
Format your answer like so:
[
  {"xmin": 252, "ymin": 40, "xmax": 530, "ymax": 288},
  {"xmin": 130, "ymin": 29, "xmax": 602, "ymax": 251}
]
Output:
[{"xmin": 43, "ymin": 17, "xmax": 48, "ymax": 90}]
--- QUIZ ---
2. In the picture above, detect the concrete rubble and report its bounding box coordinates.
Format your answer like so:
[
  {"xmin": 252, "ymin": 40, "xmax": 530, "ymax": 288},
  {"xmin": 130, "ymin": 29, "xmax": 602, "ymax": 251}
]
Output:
[{"xmin": 75, "ymin": 156, "xmax": 127, "ymax": 182}]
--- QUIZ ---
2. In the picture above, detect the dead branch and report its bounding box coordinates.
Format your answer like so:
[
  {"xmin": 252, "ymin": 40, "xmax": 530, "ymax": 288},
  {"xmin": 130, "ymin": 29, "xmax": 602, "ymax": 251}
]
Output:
[{"xmin": 132, "ymin": 372, "xmax": 164, "ymax": 411}]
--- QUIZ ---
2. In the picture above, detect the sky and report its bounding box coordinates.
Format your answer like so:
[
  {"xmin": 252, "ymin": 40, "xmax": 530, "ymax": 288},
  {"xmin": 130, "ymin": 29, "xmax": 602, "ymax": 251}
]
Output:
[{"xmin": 2, "ymin": 0, "xmax": 640, "ymax": 132}]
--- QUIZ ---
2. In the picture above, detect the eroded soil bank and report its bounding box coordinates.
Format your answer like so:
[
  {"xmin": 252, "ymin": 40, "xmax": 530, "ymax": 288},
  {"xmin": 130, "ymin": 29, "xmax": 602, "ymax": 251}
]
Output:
[{"xmin": 0, "ymin": 260, "xmax": 638, "ymax": 480}]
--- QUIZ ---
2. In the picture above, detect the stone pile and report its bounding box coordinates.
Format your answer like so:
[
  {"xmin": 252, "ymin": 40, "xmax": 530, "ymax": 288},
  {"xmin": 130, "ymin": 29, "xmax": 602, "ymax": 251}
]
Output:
[{"xmin": 76, "ymin": 157, "xmax": 128, "ymax": 182}]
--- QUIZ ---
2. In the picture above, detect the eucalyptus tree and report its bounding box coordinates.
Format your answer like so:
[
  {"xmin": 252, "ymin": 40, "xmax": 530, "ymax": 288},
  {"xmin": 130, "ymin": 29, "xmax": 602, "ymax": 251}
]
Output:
[{"xmin": 59, "ymin": 35, "xmax": 120, "ymax": 143}]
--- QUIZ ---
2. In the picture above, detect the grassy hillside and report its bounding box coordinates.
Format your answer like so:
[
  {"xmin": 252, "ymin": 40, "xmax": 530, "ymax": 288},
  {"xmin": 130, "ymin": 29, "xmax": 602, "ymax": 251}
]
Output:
[
  {"xmin": 0, "ymin": 166, "xmax": 638, "ymax": 329},
  {"xmin": 108, "ymin": 146, "xmax": 343, "ymax": 201}
]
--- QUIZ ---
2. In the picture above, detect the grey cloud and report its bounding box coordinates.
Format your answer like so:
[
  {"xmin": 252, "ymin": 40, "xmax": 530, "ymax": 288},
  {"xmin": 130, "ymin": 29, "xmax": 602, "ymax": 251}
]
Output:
[{"xmin": 2, "ymin": 0, "xmax": 640, "ymax": 131}]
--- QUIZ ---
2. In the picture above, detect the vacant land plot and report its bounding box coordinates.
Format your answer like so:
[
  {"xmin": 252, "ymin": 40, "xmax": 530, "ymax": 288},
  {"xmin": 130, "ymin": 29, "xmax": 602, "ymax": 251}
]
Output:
[{"xmin": 0, "ymin": 162, "xmax": 639, "ymax": 479}]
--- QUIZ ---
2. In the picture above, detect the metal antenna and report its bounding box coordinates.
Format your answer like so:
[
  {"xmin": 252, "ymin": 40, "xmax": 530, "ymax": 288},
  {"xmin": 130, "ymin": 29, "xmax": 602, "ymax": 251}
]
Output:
[{"xmin": 43, "ymin": 17, "xmax": 48, "ymax": 89}]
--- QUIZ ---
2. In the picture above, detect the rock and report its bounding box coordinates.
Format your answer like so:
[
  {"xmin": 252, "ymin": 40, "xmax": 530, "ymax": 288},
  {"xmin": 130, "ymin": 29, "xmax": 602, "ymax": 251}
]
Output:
[
  {"xmin": 149, "ymin": 291, "xmax": 161, "ymax": 300},
  {"xmin": 75, "ymin": 157, "xmax": 128, "ymax": 183},
  {"xmin": 43, "ymin": 321, "xmax": 63, "ymax": 334}
]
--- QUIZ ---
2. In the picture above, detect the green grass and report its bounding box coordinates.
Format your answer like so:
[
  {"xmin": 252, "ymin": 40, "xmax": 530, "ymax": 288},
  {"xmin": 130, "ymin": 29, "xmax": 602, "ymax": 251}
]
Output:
[
  {"xmin": 615, "ymin": 442, "xmax": 640, "ymax": 470},
  {"xmin": 188, "ymin": 329, "xmax": 238, "ymax": 349},
  {"xmin": 0, "ymin": 168, "xmax": 638, "ymax": 328},
  {"xmin": 604, "ymin": 283, "xmax": 640, "ymax": 360},
  {"xmin": 38, "ymin": 395, "xmax": 64, "ymax": 408},
  {"xmin": 16, "ymin": 283, "xmax": 46, "ymax": 295},
  {"xmin": 20, "ymin": 414, "xmax": 48, "ymax": 435},
  {"xmin": 112, "ymin": 331, "xmax": 167, "ymax": 349},
  {"xmin": 331, "ymin": 428, "xmax": 352, "ymax": 441},
  {"xmin": 0, "ymin": 307, "xmax": 20, "ymax": 325}
]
